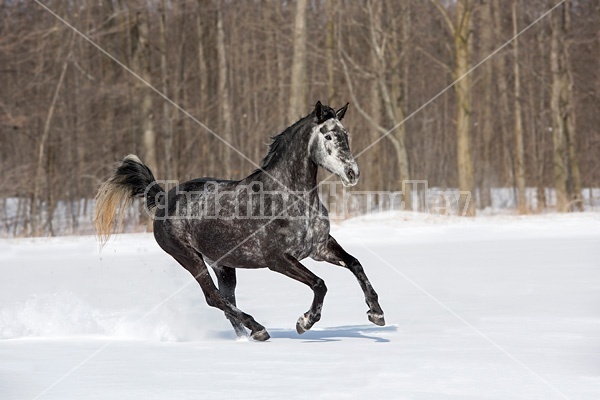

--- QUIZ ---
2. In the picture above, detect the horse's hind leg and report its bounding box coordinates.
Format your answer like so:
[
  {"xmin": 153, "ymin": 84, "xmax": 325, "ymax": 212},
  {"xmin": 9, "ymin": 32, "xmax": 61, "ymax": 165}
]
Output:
[
  {"xmin": 268, "ymin": 254, "xmax": 327, "ymax": 334},
  {"xmin": 170, "ymin": 249, "xmax": 269, "ymax": 341},
  {"xmin": 315, "ymin": 235, "xmax": 385, "ymax": 326},
  {"xmin": 213, "ymin": 266, "xmax": 247, "ymax": 338}
]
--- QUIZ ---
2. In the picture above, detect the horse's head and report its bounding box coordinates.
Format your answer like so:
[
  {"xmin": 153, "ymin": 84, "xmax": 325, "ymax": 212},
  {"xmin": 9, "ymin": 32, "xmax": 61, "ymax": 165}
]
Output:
[{"xmin": 309, "ymin": 101, "xmax": 360, "ymax": 187}]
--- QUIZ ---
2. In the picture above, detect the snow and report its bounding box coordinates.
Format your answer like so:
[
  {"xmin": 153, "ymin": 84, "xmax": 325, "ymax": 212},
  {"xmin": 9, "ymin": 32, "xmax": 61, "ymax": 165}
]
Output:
[{"xmin": 1, "ymin": 212, "xmax": 599, "ymax": 399}]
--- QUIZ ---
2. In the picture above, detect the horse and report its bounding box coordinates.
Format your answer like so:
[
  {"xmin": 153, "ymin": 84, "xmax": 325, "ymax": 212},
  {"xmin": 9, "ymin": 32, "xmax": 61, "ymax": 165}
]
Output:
[{"xmin": 94, "ymin": 101, "xmax": 385, "ymax": 341}]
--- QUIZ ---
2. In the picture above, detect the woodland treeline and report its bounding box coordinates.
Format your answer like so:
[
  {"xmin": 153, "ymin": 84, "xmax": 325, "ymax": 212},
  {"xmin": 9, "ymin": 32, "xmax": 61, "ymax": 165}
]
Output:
[{"xmin": 0, "ymin": 0, "xmax": 599, "ymax": 236}]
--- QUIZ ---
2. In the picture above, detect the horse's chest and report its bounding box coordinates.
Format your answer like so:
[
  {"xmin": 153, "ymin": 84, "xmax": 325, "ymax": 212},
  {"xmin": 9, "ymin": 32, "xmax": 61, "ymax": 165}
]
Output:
[{"xmin": 286, "ymin": 214, "xmax": 329, "ymax": 259}]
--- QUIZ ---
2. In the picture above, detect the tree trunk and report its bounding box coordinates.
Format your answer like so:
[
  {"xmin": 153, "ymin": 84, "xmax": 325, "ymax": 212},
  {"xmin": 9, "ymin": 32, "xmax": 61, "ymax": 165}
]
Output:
[
  {"xmin": 395, "ymin": 0, "xmax": 413, "ymax": 210},
  {"xmin": 531, "ymin": 28, "xmax": 547, "ymax": 212},
  {"xmin": 512, "ymin": 0, "xmax": 527, "ymax": 213},
  {"xmin": 159, "ymin": 0, "xmax": 173, "ymax": 178},
  {"xmin": 549, "ymin": 1, "xmax": 570, "ymax": 212},
  {"xmin": 326, "ymin": 0, "xmax": 336, "ymax": 104},
  {"xmin": 492, "ymin": 0, "xmax": 514, "ymax": 189},
  {"xmin": 479, "ymin": 0, "xmax": 494, "ymax": 209},
  {"xmin": 132, "ymin": 11, "xmax": 158, "ymax": 175},
  {"xmin": 566, "ymin": 94, "xmax": 583, "ymax": 211},
  {"xmin": 216, "ymin": 3, "xmax": 233, "ymax": 178},
  {"xmin": 31, "ymin": 35, "xmax": 73, "ymax": 235},
  {"xmin": 561, "ymin": 2, "xmax": 582, "ymax": 211},
  {"xmin": 288, "ymin": 0, "xmax": 308, "ymax": 121},
  {"xmin": 454, "ymin": 0, "xmax": 476, "ymax": 216},
  {"xmin": 196, "ymin": 0, "xmax": 209, "ymax": 177}
]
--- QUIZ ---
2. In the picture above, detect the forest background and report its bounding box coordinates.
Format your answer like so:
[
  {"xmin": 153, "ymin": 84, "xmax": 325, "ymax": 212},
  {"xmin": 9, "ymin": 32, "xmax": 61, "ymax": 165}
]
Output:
[{"xmin": 0, "ymin": 0, "xmax": 598, "ymax": 236}]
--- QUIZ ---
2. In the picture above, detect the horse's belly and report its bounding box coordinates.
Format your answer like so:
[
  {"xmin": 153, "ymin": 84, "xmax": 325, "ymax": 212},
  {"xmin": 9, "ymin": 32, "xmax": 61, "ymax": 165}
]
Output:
[
  {"xmin": 192, "ymin": 224, "xmax": 269, "ymax": 268},
  {"xmin": 198, "ymin": 224, "xmax": 322, "ymax": 266}
]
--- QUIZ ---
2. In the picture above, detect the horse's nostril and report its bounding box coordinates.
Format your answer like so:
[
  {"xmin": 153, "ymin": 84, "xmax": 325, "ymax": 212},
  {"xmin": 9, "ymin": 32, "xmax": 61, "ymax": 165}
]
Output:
[{"xmin": 347, "ymin": 169, "xmax": 355, "ymax": 181}]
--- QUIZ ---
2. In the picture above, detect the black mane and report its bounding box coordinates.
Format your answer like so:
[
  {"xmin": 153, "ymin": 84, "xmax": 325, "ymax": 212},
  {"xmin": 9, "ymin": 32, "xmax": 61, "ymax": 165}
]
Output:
[{"xmin": 258, "ymin": 105, "xmax": 337, "ymax": 171}]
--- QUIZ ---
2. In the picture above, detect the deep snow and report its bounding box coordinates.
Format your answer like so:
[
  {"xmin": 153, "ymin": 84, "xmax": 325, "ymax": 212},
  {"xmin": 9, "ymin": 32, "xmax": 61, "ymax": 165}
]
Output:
[{"xmin": 1, "ymin": 212, "xmax": 599, "ymax": 399}]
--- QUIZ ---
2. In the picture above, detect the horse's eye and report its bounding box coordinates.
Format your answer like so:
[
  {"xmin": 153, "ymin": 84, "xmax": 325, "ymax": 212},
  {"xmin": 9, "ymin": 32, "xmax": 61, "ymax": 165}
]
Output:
[{"xmin": 325, "ymin": 134, "xmax": 332, "ymax": 141}]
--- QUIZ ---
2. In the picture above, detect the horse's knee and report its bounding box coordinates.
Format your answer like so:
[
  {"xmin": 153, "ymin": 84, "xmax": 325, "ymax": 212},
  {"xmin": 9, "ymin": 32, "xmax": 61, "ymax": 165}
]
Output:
[
  {"xmin": 313, "ymin": 278, "xmax": 327, "ymax": 297},
  {"xmin": 349, "ymin": 257, "xmax": 362, "ymax": 269},
  {"xmin": 345, "ymin": 258, "xmax": 368, "ymax": 277},
  {"xmin": 223, "ymin": 292, "xmax": 236, "ymax": 306},
  {"xmin": 204, "ymin": 293, "xmax": 220, "ymax": 308}
]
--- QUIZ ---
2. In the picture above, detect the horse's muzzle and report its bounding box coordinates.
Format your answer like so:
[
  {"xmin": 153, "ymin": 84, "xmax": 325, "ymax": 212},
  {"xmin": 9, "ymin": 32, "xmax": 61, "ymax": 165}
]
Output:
[{"xmin": 343, "ymin": 164, "xmax": 360, "ymax": 187}]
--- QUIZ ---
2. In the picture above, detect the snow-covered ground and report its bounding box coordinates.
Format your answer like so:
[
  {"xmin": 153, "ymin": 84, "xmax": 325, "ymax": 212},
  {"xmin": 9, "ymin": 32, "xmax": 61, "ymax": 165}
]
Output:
[{"xmin": 1, "ymin": 212, "xmax": 599, "ymax": 399}]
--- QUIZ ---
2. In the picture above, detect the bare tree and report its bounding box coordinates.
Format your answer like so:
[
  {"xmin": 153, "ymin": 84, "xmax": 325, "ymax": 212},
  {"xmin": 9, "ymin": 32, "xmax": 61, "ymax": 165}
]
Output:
[
  {"xmin": 340, "ymin": 1, "xmax": 413, "ymax": 209},
  {"xmin": 159, "ymin": 0, "xmax": 173, "ymax": 178},
  {"xmin": 31, "ymin": 32, "xmax": 74, "ymax": 235},
  {"xmin": 433, "ymin": 0, "xmax": 476, "ymax": 216},
  {"xmin": 492, "ymin": 0, "xmax": 515, "ymax": 191},
  {"xmin": 550, "ymin": 0, "xmax": 581, "ymax": 211},
  {"xmin": 512, "ymin": 0, "xmax": 527, "ymax": 213},
  {"xmin": 216, "ymin": 1, "xmax": 233, "ymax": 178},
  {"xmin": 288, "ymin": 0, "xmax": 308, "ymax": 121},
  {"xmin": 478, "ymin": 0, "xmax": 494, "ymax": 209},
  {"xmin": 131, "ymin": 10, "xmax": 158, "ymax": 175},
  {"xmin": 2, "ymin": 0, "xmax": 600, "ymax": 236},
  {"xmin": 326, "ymin": 0, "xmax": 336, "ymax": 104}
]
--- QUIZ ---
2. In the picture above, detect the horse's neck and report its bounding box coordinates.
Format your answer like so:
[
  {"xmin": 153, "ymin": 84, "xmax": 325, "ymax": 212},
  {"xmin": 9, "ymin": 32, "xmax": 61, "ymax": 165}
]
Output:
[
  {"xmin": 263, "ymin": 140, "xmax": 318, "ymax": 193},
  {"xmin": 266, "ymin": 157, "xmax": 318, "ymax": 192}
]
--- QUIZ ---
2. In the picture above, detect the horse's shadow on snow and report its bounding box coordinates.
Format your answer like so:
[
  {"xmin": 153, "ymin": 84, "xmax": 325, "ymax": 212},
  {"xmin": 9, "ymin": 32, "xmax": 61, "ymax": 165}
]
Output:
[{"xmin": 267, "ymin": 324, "xmax": 397, "ymax": 343}]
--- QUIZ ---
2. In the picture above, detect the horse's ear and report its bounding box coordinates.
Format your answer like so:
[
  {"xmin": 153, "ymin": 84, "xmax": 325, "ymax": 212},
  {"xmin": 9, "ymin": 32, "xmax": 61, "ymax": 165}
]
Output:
[
  {"xmin": 314, "ymin": 101, "xmax": 324, "ymax": 122},
  {"xmin": 336, "ymin": 103, "xmax": 349, "ymax": 121}
]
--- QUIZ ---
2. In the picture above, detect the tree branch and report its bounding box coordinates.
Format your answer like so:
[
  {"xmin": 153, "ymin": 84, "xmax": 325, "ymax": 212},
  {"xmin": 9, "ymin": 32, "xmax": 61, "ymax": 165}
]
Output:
[
  {"xmin": 338, "ymin": 46, "xmax": 387, "ymax": 135},
  {"xmin": 431, "ymin": 0, "xmax": 456, "ymax": 36}
]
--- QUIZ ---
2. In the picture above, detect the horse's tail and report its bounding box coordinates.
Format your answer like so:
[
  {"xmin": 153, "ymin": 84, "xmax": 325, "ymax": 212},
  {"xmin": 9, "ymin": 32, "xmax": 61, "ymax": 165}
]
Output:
[{"xmin": 94, "ymin": 154, "xmax": 164, "ymax": 246}]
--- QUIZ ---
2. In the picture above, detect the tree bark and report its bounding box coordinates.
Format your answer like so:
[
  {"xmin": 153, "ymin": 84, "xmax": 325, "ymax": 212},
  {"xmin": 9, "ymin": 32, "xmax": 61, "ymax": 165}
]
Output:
[
  {"xmin": 132, "ymin": 11, "xmax": 158, "ymax": 175},
  {"xmin": 479, "ymin": 0, "xmax": 494, "ymax": 209},
  {"xmin": 159, "ymin": 0, "xmax": 173, "ymax": 178},
  {"xmin": 562, "ymin": 2, "xmax": 582, "ymax": 211},
  {"xmin": 432, "ymin": 0, "xmax": 476, "ymax": 216},
  {"xmin": 512, "ymin": 0, "xmax": 527, "ymax": 213},
  {"xmin": 492, "ymin": 0, "xmax": 514, "ymax": 189},
  {"xmin": 326, "ymin": 0, "xmax": 336, "ymax": 104},
  {"xmin": 288, "ymin": 0, "xmax": 308, "ymax": 121},
  {"xmin": 196, "ymin": 0, "xmax": 209, "ymax": 177},
  {"xmin": 549, "ymin": 0, "xmax": 578, "ymax": 212},
  {"xmin": 31, "ymin": 34, "xmax": 73, "ymax": 235},
  {"xmin": 453, "ymin": 1, "xmax": 476, "ymax": 216},
  {"xmin": 216, "ymin": 3, "xmax": 233, "ymax": 178},
  {"xmin": 531, "ymin": 27, "xmax": 547, "ymax": 212}
]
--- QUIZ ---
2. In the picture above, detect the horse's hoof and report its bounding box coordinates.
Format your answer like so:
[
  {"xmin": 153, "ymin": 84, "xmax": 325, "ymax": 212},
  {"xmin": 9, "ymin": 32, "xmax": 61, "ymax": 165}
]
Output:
[
  {"xmin": 368, "ymin": 311, "xmax": 385, "ymax": 326},
  {"xmin": 251, "ymin": 329, "xmax": 270, "ymax": 341},
  {"xmin": 296, "ymin": 314, "xmax": 311, "ymax": 335}
]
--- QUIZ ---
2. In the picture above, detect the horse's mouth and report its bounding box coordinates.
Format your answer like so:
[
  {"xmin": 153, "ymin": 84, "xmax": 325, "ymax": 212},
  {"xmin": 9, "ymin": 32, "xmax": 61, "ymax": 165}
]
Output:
[{"xmin": 341, "ymin": 176, "xmax": 359, "ymax": 187}]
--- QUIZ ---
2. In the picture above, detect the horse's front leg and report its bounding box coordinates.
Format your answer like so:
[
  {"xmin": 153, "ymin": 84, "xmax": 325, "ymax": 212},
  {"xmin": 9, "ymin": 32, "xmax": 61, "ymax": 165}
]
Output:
[
  {"xmin": 268, "ymin": 254, "xmax": 327, "ymax": 334},
  {"xmin": 315, "ymin": 235, "xmax": 385, "ymax": 326}
]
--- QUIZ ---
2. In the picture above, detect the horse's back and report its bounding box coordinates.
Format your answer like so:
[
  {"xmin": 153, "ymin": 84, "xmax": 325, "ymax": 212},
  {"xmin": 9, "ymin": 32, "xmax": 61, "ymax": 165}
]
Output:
[
  {"xmin": 152, "ymin": 175, "xmax": 330, "ymax": 268},
  {"xmin": 152, "ymin": 176, "xmax": 264, "ymax": 266}
]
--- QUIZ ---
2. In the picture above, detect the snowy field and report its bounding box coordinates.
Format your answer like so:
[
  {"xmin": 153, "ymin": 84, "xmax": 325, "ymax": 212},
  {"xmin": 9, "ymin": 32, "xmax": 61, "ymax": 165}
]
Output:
[{"xmin": 1, "ymin": 212, "xmax": 599, "ymax": 399}]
